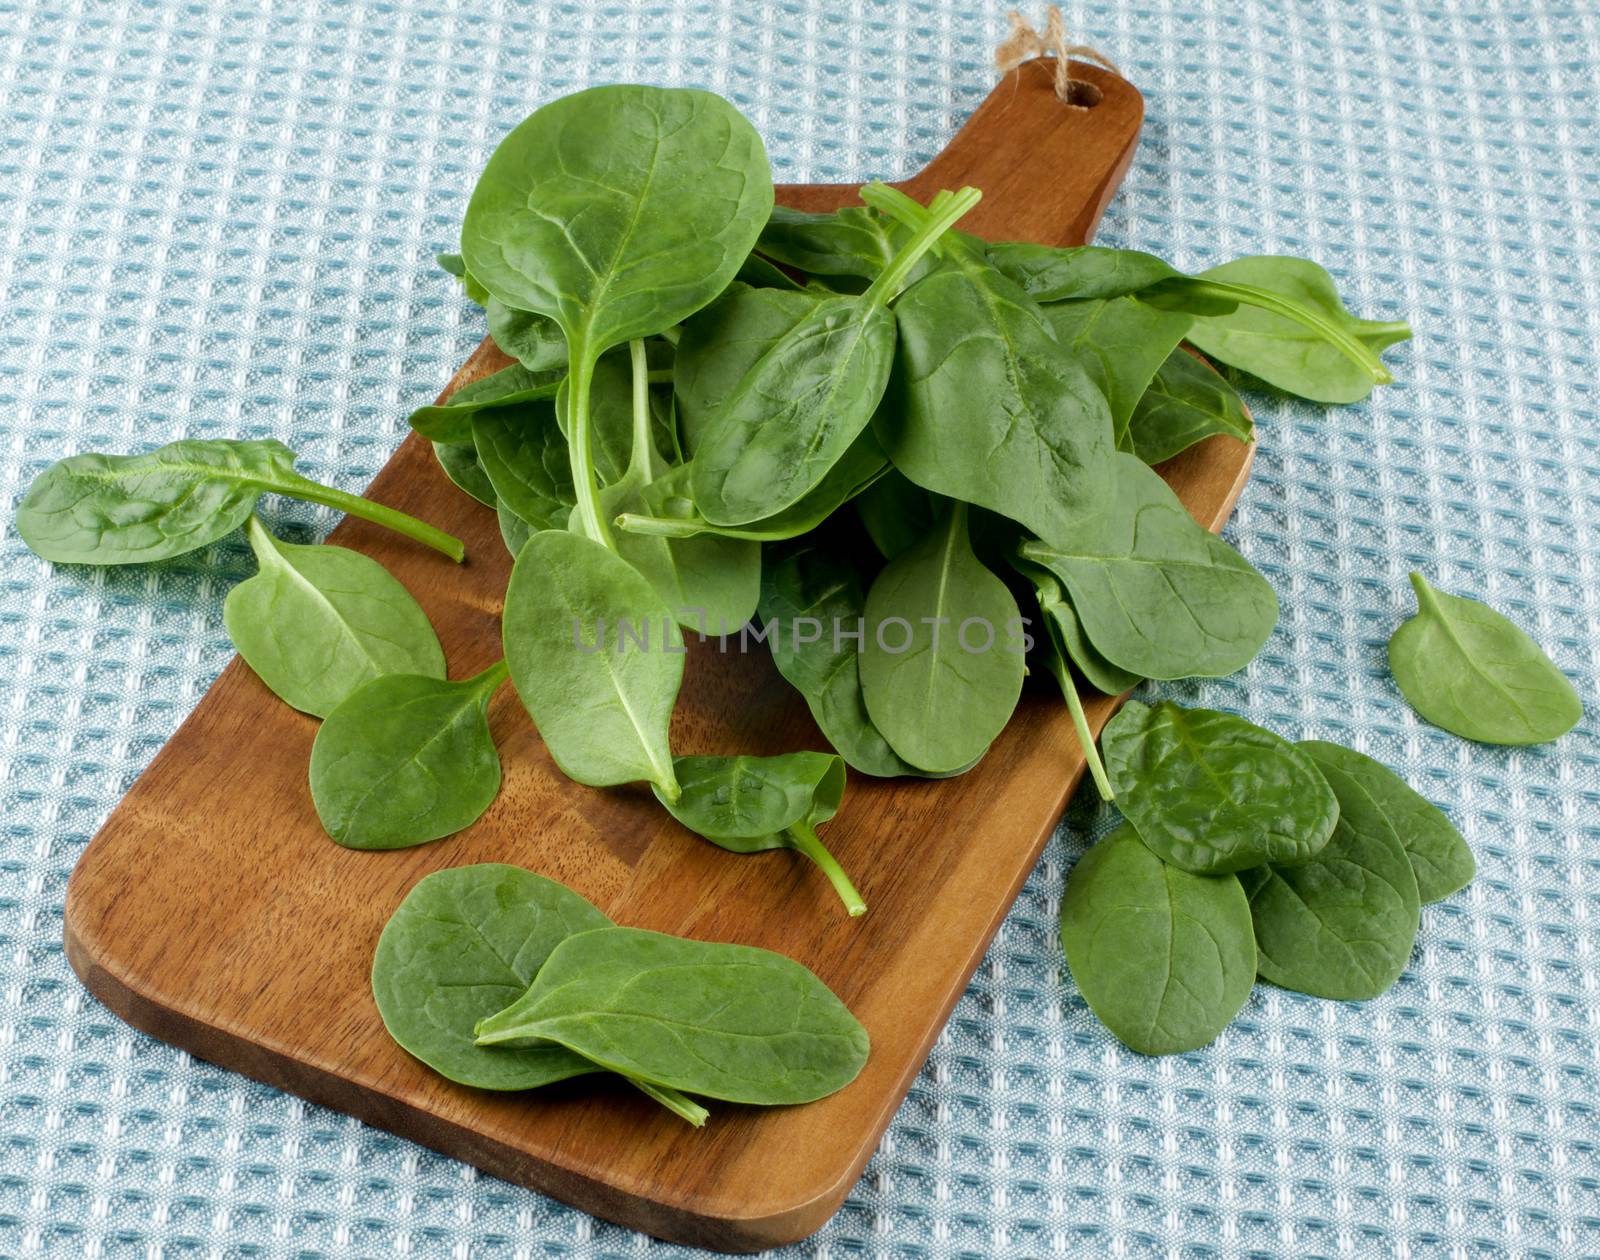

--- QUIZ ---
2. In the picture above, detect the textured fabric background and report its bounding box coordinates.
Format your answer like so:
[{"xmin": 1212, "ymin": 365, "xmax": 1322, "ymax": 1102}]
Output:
[{"xmin": 1, "ymin": 1, "xmax": 1597, "ymax": 1256}]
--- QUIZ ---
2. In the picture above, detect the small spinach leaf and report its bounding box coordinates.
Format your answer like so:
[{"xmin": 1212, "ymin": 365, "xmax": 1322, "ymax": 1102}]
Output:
[
  {"xmin": 854, "ymin": 468, "xmax": 941, "ymax": 562},
  {"xmin": 474, "ymin": 926, "xmax": 870, "ymax": 1105},
  {"xmin": 486, "ymin": 299, "xmax": 567, "ymax": 372},
  {"xmin": 496, "ymin": 498, "xmax": 532, "ymax": 559},
  {"xmin": 470, "ymin": 402, "xmax": 575, "ymax": 531},
  {"xmin": 371, "ymin": 863, "xmax": 611, "ymax": 1089},
  {"xmin": 310, "ymin": 660, "xmax": 508, "ymax": 849},
  {"xmin": 1124, "ymin": 347, "xmax": 1254, "ymax": 465},
  {"xmin": 1061, "ymin": 824, "xmax": 1255, "ymax": 1055},
  {"xmin": 225, "ymin": 515, "xmax": 445, "ymax": 718},
  {"xmin": 756, "ymin": 205, "xmax": 927, "ymax": 285},
  {"xmin": 1300, "ymin": 740, "xmax": 1474, "ymax": 903},
  {"xmin": 1388, "ymin": 572, "xmax": 1582, "ymax": 745},
  {"xmin": 985, "ymin": 242, "xmax": 1187, "ymax": 303},
  {"xmin": 1042, "ymin": 295, "xmax": 1193, "ymax": 445},
  {"xmin": 1019, "ymin": 452, "xmax": 1277, "ymax": 679},
  {"xmin": 432, "ymin": 441, "xmax": 497, "ymax": 508},
  {"xmin": 1101, "ymin": 700, "xmax": 1340, "ymax": 874},
  {"xmin": 654, "ymin": 752, "xmax": 865, "ymax": 916},
  {"xmin": 408, "ymin": 363, "xmax": 565, "ymax": 443}
]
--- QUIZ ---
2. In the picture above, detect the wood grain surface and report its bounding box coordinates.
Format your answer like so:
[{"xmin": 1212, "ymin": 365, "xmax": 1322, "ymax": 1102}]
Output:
[{"xmin": 64, "ymin": 60, "xmax": 1255, "ymax": 1252}]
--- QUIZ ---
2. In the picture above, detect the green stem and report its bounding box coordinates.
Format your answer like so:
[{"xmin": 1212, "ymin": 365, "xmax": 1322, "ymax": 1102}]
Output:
[
  {"xmin": 626, "ymin": 339, "xmax": 652, "ymax": 480},
  {"xmin": 1186, "ymin": 279, "xmax": 1395, "ymax": 385},
  {"xmin": 470, "ymin": 656, "xmax": 511, "ymax": 695},
  {"xmin": 645, "ymin": 368, "xmax": 674, "ymax": 385},
  {"xmin": 1058, "ymin": 675, "xmax": 1114, "ymax": 802},
  {"xmin": 785, "ymin": 823, "xmax": 867, "ymax": 917},
  {"xmin": 615, "ymin": 511, "xmax": 713, "ymax": 540},
  {"xmin": 629, "ymin": 1079, "xmax": 709, "ymax": 1127},
  {"xmin": 565, "ymin": 340, "xmax": 613, "ymax": 549},
  {"xmin": 861, "ymin": 185, "xmax": 981, "ymax": 305},
  {"xmin": 275, "ymin": 474, "xmax": 465, "ymax": 562}
]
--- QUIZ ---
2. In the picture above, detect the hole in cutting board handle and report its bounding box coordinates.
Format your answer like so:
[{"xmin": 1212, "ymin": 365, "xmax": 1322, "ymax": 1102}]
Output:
[{"xmin": 1060, "ymin": 79, "xmax": 1102, "ymax": 107}]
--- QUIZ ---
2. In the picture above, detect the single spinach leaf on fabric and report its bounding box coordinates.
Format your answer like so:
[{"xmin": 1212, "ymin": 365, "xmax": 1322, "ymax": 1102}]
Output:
[
  {"xmin": 1041, "ymin": 295, "xmax": 1194, "ymax": 445},
  {"xmin": 688, "ymin": 189, "xmax": 978, "ymax": 527},
  {"xmin": 860, "ymin": 501, "xmax": 1027, "ymax": 774},
  {"xmin": 1299, "ymin": 740, "xmax": 1474, "ymax": 903},
  {"xmin": 1182, "ymin": 256, "xmax": 1412, "ymax": 403},
  {"xmin": 371, "ymin": 863, "xmax": 613, "ymax": 1090},
  {"xmin": 461, "ymin": 84, "xmax": 772, "ymax": 549},
  {"xmin": 502, "ymin": 529, "xmax": 683, "ymax": 799},
  {"xmin": 225, "ymin": 515, "xmax": 445, "ymax": 718},
  {"xmin": 758, "ymin": 542, "xmax": 920, "ymax": 779},
  {"xmin": 310, "ymin": 660, "xmax": 508, "ymax": 849},
  {"xmin": 1388, "ymin": 572, "xmax": 1582, "ymax": 745},
  {"xmin": 1101, "ymin": 700, "xmax": 1340, "ymax": 874},
  {"xmin": 1124, "ymin": 347, "xmax": 1254, "ymax": 464},
  {"xmin": 1239, "ymin": 794, "xmax": 1421, "ymax": 1001},
  {"xmin": 486, "ymin": 298, "xmax": 567, "ymax": 372},
  {"xmin": 854, "ymin": 468, "xmax": 941, "ymax": 561},
  {"xmin": 653, "ymin": 752, "xmax": 866, "ymax": 917},
  {"xmin": 407, "ymin": 363, "xmax": 565, "ymax": 443},
  {"xmin": 474, "ymin": 926, "xmax": 870, "ymax": 1105},
  {"xmin": 432, "ymin": 440, "xmax": 497, "ymax": 508},
  {"xmin": 1019, "ymin": 452, "xmax": 1277, "ymax": 679},
  {"xmin": 470, "ymin": 402, "xmax": 575, "ymax": 531},
  {"xmin": 1061, "ymin": 823, "xmax": 1256, "ymax": 1056},
  {"xmin": 16, "ymin": 438, "xmax": 463, "ymax": 564}
]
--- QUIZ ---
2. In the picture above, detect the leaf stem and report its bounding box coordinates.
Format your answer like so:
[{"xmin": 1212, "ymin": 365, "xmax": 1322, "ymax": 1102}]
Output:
[
  {"xmin": 862, "ymin": 185, "xmax": 982, "ymax": 305},
  {"xmin": 629, "ymin": 1079, "xmax": 709, "ymax": 1127},
  {"xmin": 275, "ymin": 474, "xmax": 465, "ymax": 562},
  {"xmin": 470, "ymin": 656, "xmax": 511, "ymax": 694},
  {"xmin": 1186, "ymin": 279, "xmax": 1395, "ymax": 385},
  {"xmin": 785, "ymin": 823, "xmax": 867, "ymax": 917},
  {"xmin": 626, "ymin": 339, "xmax": 652, "ymax": 480},
  {"xmin": 1058, "ymin": 675, "xmax": 1114, "ymax": 801},
  {"xmin": 565, "ymin": 340, "xmax": 614, "ymax": 549}
]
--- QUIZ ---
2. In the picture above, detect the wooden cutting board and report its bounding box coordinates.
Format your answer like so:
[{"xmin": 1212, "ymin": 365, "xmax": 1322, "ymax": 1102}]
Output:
[{"xmin": 64, "ymin": 60, "xmax": 1254, "ymax": 1252}]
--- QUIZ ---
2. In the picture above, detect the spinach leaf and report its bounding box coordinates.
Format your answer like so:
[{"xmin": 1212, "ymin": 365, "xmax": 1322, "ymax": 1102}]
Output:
[
  {"xmin": 756, "ymin": 205, "xmax": 921, "ymax": 283},
  {"xmin": 470, "ymin": 402, "xmax": 575, "ymax": 531},
  {"xmin": 757, "ymin": 542, "xmax": 920, "ymax": 779},
  {"xmin": 1124, "ymin": 347, "xmax": 1253, "ymax": 465},
  {"xmin": 1388, "ymin": 572, "xmax": 1582, "ymax": 745},
  {"xmin": 437, "ymin": 251, "xmax": 490, "ymax": 305},
  {"xmin": 985, "ymin": 242, "xmax": 1187, "ymax": 303},
  {"xmin": 854, "ymin": 468, "xmax": 940, "ymax": 562},
  {"xmin": 688, "ymin": 189, "xmax": 977, "ymax": 527},
  {"xmin": 486, "ymin": 298, "xmax": 567, "ymax": 372},
  {"xmin": 1300, "ymin": 741, "xmax": 1474, "ymax": 903},
  {"xmin": 408, "ymin": 363, "xmax": 565, "ymax": 443},
  {"xmin": 432, "ymin": 441, "xmax": 497, "ymax": 508},
  {"xmin": 474, "ymin": 926, "xmax": 870, "ymax": 1105},
  {"xmin": 1101, "ymin": 700, "xmax": 1340, "ymax": 874},
  {"xmin": 1019, "ymin": 452, "xmax": 1278, "ymax": 679},
  {"xmin": 16, "ymin": 438, "xmax": 464, "ymax": 564},
  {"xmin": 1239, "ymin": 792, "xmax": 1421, "ymax": 1001},
  {"xmin": 1011, "ymin": 552, "xmax": 1141, "ymax": 697},
  {"xmin": 496, "ymin": 498, "xmax": 531, "ymax": 559},
  {"xmin": 371, "ymin": 863, "xmax": 612, "ymax": 1089},
  {"xmin": 735, "ymin": 252, "xmax": 803, "ymax": 290},
  {"xmin": 654, "ymin": 752, "xmax": 865, "ymax": 917},
  {"xmin": 502, "ymin": 529, "xmax": 683, "ymax": 798},
  {"xmin": 1061, "ymin": 823, "xmax": 1255, "ymax": 1055},
  {"xmin": 225, "ymin": 515, "xmax": 445, "ymax": 718},
  {"xmin": 310, "ymin": 660, "xmax": 508, "ymax": 849},
  {"xmin": 1182, "ymin": 256, "xmax": 1412, "ymax": 403},
  {"xmin": 860, "ymin": 501, "xmax": 1026, "ymax": 774},
  {"xmin": 1042, "ymin": 296, "xmax": 1193, "ymax": 445},
  {"xmin": 460, "ymin": 84, "xmax": 772, "ymax": 549}
]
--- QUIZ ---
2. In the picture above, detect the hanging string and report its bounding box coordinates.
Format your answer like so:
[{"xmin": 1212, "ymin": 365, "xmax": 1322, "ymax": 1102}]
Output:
[{"xmin": 994, "ymin": 5, "xmax": 1119, "ymax": 107}]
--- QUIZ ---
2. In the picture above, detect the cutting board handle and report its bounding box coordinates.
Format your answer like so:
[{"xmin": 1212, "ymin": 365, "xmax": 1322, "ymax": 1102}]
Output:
[{"xmin": 775, "ymin": 58, "xmax": 1142, "ymax": 246}]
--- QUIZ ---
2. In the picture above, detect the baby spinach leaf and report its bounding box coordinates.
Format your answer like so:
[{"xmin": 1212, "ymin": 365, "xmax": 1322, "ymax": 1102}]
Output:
[
  {"xmin": 985, "ymin": 242, "xmax": 1187, "ymax": 303},
  {"xmin": 432, "ymin": 441, "xmax": 497, "ymax": 508},
  {"xmin": 1019, "ymin": 452, "xmax": 1278, "ymax": 679},
  {"xmin": 225, "ymin": 515, "xmax": 445, "ymax": 718},
  {"xmin": 17, "ymin": 438, "xmax": 464, "ymax": 564},
  {"xmin": 758, "ymin": 543, "xmax": 920, "ymax": 779},
  {"xmin": 688, "ymin": 189, "xmax": 977, "ymax": 527},
  {"xmin": 1061, "ymin": 824, "xmax": 1255, "ymax": 1055},
  {"xmin": 1042, "ymin": 296, "xmax": 1193, "ymax": 445},
  {"xmin": 735, "ymin": 253, "xmax": 803, "ymax": 290},
  {"xmin": 497, "ymin": 499, "xmax": 532, "ymax": 559},
  {"xmin": 860, "ymin": 501, "xmax": 1026, "ymax": 774},
  {"xmin": 756, "ymin": 205, "xmax": 922, "ymax": 284},
  {"xmin": 1011, "ymin": 552, "xmax": 1141, "ymax": 697},
  {"xmin": 371, "ymin": 863, "xmax": 612, "ymax": 1090},
  {"xmin": 460, "ymin": 84, "xmax": 772, "ymax": 548},
  {"xmin": 1124, "ymin": 347, "xmax": 1253, "ymax": 465},
  {"xmin": 854, "ymin": 468, "xmax": 941, "ymax": 562},
  {"xmin": 1299, "ymin": 740, "xmax": 1474, "ymax": 903},
  {"xmin": 1388, "ymin": 572, "xmax": 1582, "ymax": 745},
  {"xmin": 486, "ymin": 298, "xmax": 567, "ymax": 372},
  {"xmin": 654, "ymin": 752, "xmax": 866, "ymax": 916},
  {"xmin": 1239, "ymin": 792, "xmax": 1421, "ymax": 1001},
  {"xmin": 474, "ymin": 926, "xmax": 870, "ymax": 1105},
  {"xmin": 1182, "ymin": 256, "xmax": 1411, "ymax": 403},
  {"xmin": 437, "ymin": 251, "xmax": 490, "ymax": 305},
  {"xmin": 408, "ymin": 363, "xmax": 565, "ymax": 443},
  {"xmin": 502, "ymin": 529, "xmax": 683, "ymax": 799},
  {"xmin": 1101, "ymin": 700, "xmax": 1340, "ymax": 874},
  {"xmin": 470, "ymin": 402, "xmax": 575, "ymax": 531},
  {"xmin": 310, "ymin": 660, "xmax": 508, "ymax": 849}
]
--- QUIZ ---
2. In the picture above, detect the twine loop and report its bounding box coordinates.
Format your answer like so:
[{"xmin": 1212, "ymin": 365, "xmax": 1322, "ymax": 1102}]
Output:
[{"xmin": 995, "ymin": 5, "xmax": 1119, "ymax": 108}]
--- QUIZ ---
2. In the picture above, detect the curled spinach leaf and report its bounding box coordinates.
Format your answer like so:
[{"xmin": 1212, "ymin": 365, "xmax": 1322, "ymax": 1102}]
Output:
[
  {"xmin": 16, "ymin": 437, "xmax": 463, "ymax": 564},
  {"xmin": 1124, "ymin": 347, "xmax": 1254, "ymax": 465},
  {"xmin": 756, "ymin": 204, "xmax": 918, "ymax": 283},
  {"xmin": 1101, "ymin": 700, "xmax": 1340, "ymax": 874},
  {"xmin": 1388, "ymin": 571, "xmax": 1582, "ymax": 745},
  {"xmin": 408, "ymin": 363, "xmax": 565, "ymax": 443},
  {"xmin": 225, "ymin": 515, "xmax": 445, "ymax": 718},
  {"xmin": 1061, "ymin": 824, "xmax": 1256, "ymax": 1055},
  {"xmin": 310, "ymin": 660, "xmax": 508, "ymax": 849},
  {"xmin": 432, "ymin": 440, "xmax": 497, "ymax": 508},
  {"xmin": 654, "ymin": 752, "xmax": 865, "ymax": 917},
  {"xmin": 475, "ymin": 926, "xmax": 870, "ymax": 1106}
]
